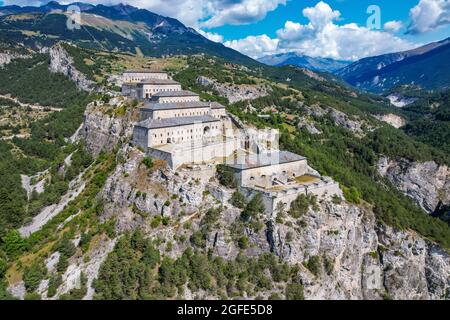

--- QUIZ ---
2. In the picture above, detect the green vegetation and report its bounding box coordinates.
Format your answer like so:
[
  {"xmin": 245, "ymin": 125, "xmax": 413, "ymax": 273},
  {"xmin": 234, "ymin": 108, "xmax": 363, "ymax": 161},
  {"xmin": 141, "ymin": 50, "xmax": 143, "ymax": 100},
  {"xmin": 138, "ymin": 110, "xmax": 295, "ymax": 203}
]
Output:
[
  {"xmin": 23, "ymin": 261, "xmax": 47, "ymax": 292},
  {"xmin": 285, "ymin": 283, "xmax": 304, "ymax": 300},
  {"xmin": 216, "ymin": 164, "xmax": 237, "ymax": 188},
  {"xmin": 241, "ymin": 194, "xmax": 265, "ymax": 222},
  {"xmin": 0, "ymin": 54, "xmax": 87, "ymax": 107},
  {"xmin": 400, "ymin": 90, "xmax": 450, "ymax": 155},
  {"xmin": 141, "ymin": 156, "xmax": 154, "ymax": 170},
  {"xmin": 289, "ymin": 194, "xmax": 317, "ymax": 219},
  {"xmin": 304, "ymin": 256, "xmax": 321, "ymax": 277},
  {"xmin": 94, "ymin": 230, "xmax": 300, "ymax": 299},
  {"xmin": 231, "ymin": 190, "xmax": 246, "ymax": 209}
]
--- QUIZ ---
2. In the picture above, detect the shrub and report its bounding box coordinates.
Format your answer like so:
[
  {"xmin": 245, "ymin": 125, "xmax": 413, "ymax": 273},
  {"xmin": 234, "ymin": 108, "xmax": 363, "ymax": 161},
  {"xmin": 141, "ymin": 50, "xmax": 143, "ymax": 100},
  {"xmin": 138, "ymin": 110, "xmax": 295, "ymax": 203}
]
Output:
[
  {"xmin": 231, "ymin": 190, "xmax": 246, "ymax": 209},
  {"xmin": 216, "ymin": 165, "xmax": 237, "ymax": 188},
  {"xmin": 24, "ymin": 292, "xmax": 42, "ymax": 300},
  {"xmin": 151, "ymin": 216, "xmax": 162, "ymax": 228},
  {"xmin": 238, "ymin": 236, "xmax": 249, "ymax": 249},
  {"xmin": 3, "ymin": 230, "xmax": 25, "ymax": 258},
  {"xmin": 343, "ymin": 186, "xmax": 361, "ymax": 205},
  {"xmin": 289, "ymin": 194, "xmax": 310, "ymax": 218},
  {"xmin": 141, "ymin": 156, "xmax": 153, "ymax": 170},
  {"xmin": 142, "ymin": 245, "xmax": 160, "ymax": 268},
  {"xmin": 23, "ymin": 262, "xmax": 47, "ymax": 292},
  {"xmin": 285, "ymin": 283, "xmax": 304, "ymax": 300},
  {"xmin": 47, "ymin": 274, "xmax": 62, "ymax": 298},
  {"xmin": 57, "ymin": 255, "xmax": 69, "ymax": 274},
  {"xmin": 304, "ymin": 256, "xmax": 321, "ymax": 277},
  {"xmin": 241, "ymin": 193, "xmax": 265, "ymax": 221}
]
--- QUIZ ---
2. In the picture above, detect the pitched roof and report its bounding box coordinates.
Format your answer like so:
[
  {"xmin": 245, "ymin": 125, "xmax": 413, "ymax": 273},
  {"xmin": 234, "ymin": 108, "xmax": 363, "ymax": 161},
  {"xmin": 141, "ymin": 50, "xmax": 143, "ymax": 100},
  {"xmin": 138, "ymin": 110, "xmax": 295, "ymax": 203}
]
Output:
[
  {"xmin": 138, "ymin": 79, "xmax": 180, "ymax": 85},
  {"xmin": 152, "ymin": 90, "xmax": 199, "ymax": 98},
  {"xmin": 136, "ymin": 115, "xmax": 220, "ymax": 129},
  {"xmin": 142, "ymin": 101, "xmax": 212, "ymax": 111},
  {"xmin": 226, "ymin": 151, "xmax": 306, "ymax": 170},
  {"xmin": 124, "ymin": 70, "xmax": 167, "ymax": 74}
]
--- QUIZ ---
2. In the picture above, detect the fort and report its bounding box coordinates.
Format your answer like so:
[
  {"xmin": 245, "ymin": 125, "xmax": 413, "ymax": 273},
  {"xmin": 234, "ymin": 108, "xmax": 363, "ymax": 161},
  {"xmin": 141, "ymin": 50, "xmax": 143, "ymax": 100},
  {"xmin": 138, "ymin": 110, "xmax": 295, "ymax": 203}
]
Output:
[{"xmin": 124, "ymin": 70, "xmax": 343, "ymax": 215}]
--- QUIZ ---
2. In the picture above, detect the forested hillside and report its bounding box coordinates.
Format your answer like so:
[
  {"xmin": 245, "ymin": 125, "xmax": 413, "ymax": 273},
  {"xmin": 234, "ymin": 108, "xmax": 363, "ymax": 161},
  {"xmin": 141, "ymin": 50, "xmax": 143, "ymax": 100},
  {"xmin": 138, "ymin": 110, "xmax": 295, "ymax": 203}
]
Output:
[{"xmin": 0, "ymin": 40, "xmax": 448, "ymax": 300}]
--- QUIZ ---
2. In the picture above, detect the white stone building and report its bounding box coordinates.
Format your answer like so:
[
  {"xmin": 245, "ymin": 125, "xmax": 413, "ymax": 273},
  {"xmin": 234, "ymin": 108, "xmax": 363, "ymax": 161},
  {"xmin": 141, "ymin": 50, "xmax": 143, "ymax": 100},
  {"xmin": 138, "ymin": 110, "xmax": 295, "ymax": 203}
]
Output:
[
  {"xmin": 133, "ymin": 95, "xmax": 235, "ymax": 169},
  {"xmin": 225, "ymin": 151, "xmax": 343, "ymax": 216},
  {"xmin": 137, "ymin": 79, "xmax": 182, "ymax": 99},
  {"xmin": 139, "ymin": 101, "xmax": 227, "ymax": 121},
  {"xmin": 122, "ymin": 70, "xmax": 168, "ymax": 83},
  {"xmin": 150, "ymin": 90, "xmax": 200, "ymax": 104}
]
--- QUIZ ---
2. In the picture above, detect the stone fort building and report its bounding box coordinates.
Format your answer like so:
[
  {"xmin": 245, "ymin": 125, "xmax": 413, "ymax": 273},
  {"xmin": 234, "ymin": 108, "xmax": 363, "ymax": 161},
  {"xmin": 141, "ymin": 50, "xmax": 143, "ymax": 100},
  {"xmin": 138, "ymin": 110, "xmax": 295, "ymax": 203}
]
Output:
[{"xmin": 126, "ymin": 70, "xmax": 343, "ymax": 215}]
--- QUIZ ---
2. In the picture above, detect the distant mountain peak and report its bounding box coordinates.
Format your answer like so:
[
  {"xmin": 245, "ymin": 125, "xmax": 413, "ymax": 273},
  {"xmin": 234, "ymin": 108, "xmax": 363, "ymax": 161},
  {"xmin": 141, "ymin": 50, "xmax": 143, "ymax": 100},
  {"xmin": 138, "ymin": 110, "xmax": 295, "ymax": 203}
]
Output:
[
  {"xmin": 0, "ymin": 1, "xmax": 258, "ymax": 66},
  {"xmin": 258, "ymin": 52, "xmax": 351, "ymax": 73},
  {"xmin": 336, "ymin": 38, "xmax": 450, "ymax": 93}
]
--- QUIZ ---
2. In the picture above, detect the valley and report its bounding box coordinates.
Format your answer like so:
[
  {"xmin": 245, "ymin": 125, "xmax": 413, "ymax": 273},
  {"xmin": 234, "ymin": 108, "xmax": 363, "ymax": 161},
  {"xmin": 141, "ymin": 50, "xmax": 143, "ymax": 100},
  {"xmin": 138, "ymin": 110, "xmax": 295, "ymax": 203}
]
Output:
[{"xmin": 0, "ymin": 2, "xmax": 448, "ymax": 301}]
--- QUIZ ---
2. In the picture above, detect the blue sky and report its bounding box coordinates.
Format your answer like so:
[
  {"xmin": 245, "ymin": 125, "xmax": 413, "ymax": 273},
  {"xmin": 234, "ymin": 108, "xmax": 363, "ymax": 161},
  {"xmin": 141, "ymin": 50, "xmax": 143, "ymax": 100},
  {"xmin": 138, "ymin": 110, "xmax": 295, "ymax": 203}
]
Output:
[
  {"xmin": 211, "ymin": 0, "xmax": 450, "ymax": 44},
  {"xmin": 2, "ymin": 0, "xmax": 450, "ymax": 60}
]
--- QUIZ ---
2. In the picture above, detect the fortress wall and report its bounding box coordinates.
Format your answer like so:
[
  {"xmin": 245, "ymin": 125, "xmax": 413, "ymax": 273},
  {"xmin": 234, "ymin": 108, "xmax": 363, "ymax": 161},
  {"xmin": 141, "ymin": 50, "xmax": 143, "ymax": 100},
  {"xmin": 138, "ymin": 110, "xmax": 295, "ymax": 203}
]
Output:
[
  {"xmin": 237, "ymin": 159, "xmax": 308, "ymax": 187},
  {"xmin": 210, "ymin": 108, "xmax": 227, "ymax": 118},
  {"xmin": 139, "ymin": 84, "xmax": 182, "ymax": 99},
  {"xmin": 306, "ymin": 180, "xmax": 343, "ymax": 199},
  {"xmin": 123, "ymin": 72, "xmax": 168, "ymax": 83},
  {"xmin": 148, "ymin": 138, "xmax": 237, "ymax": 169},
  {"xmin": 239, "ymin": 180, "xmax": 343, "ymax": 217},
  {"xmin": 148, "ymin": 121, "xmax": 221, "ymax": 147},
  {"xmin": 132, "ymin": 127, "xmax": 148, "ymax": 151},
  {"xmin": 157, "ymin": 96, "xmax": 200, "ymax": 103},
  {"xmin": 147, "ymin": 148, "xmax": 175, "ymax": 168},
  {"xmin": 152, "ymin": 107, "xmax": 211, "ymax": 120}
]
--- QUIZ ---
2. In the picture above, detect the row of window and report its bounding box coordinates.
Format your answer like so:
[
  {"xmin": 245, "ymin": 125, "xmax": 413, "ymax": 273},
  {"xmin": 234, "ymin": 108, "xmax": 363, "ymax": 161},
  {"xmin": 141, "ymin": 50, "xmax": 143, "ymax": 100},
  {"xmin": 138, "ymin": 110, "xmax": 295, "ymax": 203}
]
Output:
[{"xmin": 144, "ymin": 87, "xmax": 179, "ymax": 93}]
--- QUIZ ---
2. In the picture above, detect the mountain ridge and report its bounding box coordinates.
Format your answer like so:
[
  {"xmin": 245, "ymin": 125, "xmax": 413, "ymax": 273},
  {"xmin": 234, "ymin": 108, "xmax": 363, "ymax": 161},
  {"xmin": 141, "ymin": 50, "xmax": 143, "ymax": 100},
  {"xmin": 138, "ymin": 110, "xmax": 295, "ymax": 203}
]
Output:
[
  {"xmin": 258, "ymin": 52, "xmax": 351, "ymax": 72},
  {"xmin": 336, "ymin": 37, "xmax": 450, "ymax": 93},
  {"xmin": 0, "ymin": 2, "xmax": 258, "ymax": 66}
]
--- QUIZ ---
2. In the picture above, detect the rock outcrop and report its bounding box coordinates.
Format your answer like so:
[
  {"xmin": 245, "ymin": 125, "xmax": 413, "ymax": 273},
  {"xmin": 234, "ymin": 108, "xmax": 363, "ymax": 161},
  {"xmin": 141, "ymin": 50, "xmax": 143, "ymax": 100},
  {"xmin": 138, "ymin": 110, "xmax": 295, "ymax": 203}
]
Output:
[
  {"xmin": 377, "ymin": 157, "xmax": 450, "ymax": 214},
  {"xmin": 268, "ymin": 200, "xmax": 449, "ymax": 299},
  {"xmin": 374, "ymin": 113, "xmax": 406, "ymax": 128},
  {"xmin": 95, "ymin": 145, "xmax": 450, "ymax": 300},
  {"xmin": 81, "ymin": 98, "xmax": 136, "ymax": 156},
  {"xmin": 196, "ymin": 76, "xmax": 270, "ymax": 103},
  {"xmin": 49, "ymin": 43, "xmax": 95, "ymax": 91},
  {"xmin": 0, "ymin": 52, "xmax": 30, "ymax": 67}
]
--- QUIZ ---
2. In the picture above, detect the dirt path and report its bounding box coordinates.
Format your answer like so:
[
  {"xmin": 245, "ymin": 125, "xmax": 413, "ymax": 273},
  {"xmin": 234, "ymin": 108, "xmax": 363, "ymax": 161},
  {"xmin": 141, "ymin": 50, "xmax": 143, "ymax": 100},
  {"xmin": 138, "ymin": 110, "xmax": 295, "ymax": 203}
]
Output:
[{"xmin": 0, "ymin": 94, "xmax": 63, "ymax": 112}]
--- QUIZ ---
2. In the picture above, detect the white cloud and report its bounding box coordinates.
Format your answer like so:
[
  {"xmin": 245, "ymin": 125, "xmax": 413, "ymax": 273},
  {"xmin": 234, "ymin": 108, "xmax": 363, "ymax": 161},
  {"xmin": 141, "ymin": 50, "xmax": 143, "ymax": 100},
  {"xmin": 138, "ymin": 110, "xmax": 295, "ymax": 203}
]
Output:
[
  {"xmin": 384, "ymin": 20, "xmax": 403, "ymax": 33},
  {"xmin": 197, "ymin": 29, "xmax": 224, "ymax": 43},
  {"xmin": 407, "ymin": 0, "xmax": 450, "ymax": 34},
  {"xmin": 275, "ymin": 1, "xmax": 415, "ymax": 61},
  {"xmin": 224, "ymin": 34, "xmax": 279, "ymax": 58},
  {"xmin": 225, "ymin": 1, "xmax": 416, "ymax": 61},
  {"xmin": 202, "ymin": 0, "xmax": 286, "ymax": 28}
]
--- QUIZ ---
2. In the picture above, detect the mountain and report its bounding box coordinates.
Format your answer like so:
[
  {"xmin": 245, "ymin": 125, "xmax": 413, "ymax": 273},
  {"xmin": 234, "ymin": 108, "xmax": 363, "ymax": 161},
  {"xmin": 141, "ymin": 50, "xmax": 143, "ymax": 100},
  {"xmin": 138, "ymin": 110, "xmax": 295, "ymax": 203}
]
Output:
[
  {"xmin": 258, "ymin": 52, "xmax": 351, "ymax": 72},
  {"xmin": 0, "ymin": 2, "xmax": 257, "ymax": 66},
  {"xmin": 335, "ymin": 38, "xmax": 450, "ymax": 93}
]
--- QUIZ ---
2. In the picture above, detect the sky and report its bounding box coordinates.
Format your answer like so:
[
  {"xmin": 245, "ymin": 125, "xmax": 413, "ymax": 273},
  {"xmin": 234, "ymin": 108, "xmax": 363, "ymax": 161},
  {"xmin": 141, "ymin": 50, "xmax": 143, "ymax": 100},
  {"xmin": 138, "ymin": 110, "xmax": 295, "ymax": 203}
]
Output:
[{"xmin": 2, "ymin": 0, "xmax": 450, "ymax": 61}]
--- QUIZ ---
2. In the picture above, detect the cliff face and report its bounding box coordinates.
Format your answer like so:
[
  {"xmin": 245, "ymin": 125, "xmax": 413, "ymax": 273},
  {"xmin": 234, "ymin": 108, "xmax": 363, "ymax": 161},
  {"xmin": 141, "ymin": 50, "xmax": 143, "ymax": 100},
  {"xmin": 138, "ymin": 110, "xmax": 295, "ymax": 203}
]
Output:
[
  {"xmin": 377, "ymin": 157, "xmax": 450, "ymax": 214},
  {"xmin": 81, "ymin": 98, "xmax": 137, "ymax": 157},
  {"xmin": 95, "ymin": 147, "xmax": 449, "ymax": 300},
  {"xmin": 196, "ymin": 76, "xmax": 271, "ymax": 103},
  {"xmin": 49, "ymin": 43, "xmax": 95, "ymax": 91}
]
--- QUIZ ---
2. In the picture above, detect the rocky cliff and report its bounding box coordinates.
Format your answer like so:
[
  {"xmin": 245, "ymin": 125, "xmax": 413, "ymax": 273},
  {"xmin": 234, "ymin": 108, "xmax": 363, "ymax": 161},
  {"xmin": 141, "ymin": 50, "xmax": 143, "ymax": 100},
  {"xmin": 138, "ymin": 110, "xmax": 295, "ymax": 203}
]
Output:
[
  {"xmin": 49, "ymin": 43, "xmax": 95, "ymax": 91},
  {"xmin": 196, "ymin": 76, "xmax": 271, "ymax": 103},
  {"xmin": 81, "ymin": 97, "xmax": 138, "ymax": 156},
  {"xmin": 93, "ymin": 147, "xmax": 450, "ymax": 300},
  {"xmin": 377, "ymin": 157, "xmax": 450, "ymax": 215}
]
